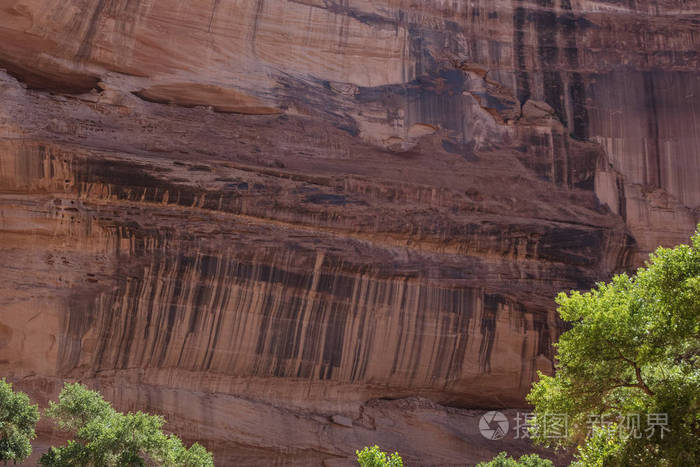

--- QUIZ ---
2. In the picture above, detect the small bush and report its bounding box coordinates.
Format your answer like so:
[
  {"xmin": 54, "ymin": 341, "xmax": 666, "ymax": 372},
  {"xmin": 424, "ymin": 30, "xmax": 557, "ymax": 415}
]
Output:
[
  {"xmin": 356, "ymin": 445, "xmax": 403, "ymax": 467},
  {"xmin": 476, "ymin": 451, "xmax": 554, "ymax": 467}
]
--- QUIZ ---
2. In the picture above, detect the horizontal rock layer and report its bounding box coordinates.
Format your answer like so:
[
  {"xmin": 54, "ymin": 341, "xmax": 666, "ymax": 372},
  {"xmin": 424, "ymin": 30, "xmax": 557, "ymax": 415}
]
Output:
[{"xmin": 0, "ymin": 0, "xmax": 698, "ymax": 465}]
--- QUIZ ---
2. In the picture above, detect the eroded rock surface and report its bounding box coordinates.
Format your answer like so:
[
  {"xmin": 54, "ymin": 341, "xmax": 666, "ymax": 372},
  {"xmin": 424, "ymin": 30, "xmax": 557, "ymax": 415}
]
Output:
[{"xmin": 0, "ymin": 0, "xmax": 698, "ymax": 465}]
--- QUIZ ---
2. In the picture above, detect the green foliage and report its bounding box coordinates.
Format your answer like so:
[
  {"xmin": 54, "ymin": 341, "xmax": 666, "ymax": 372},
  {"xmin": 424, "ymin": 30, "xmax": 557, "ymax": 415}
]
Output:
[
  {"xmin": 40, "ymin": 383, "xmax": 213, "ymax": 467},
  {"xmin": 476, "ymin": 451, "xmax": 554, "ymax": 467},
  {"xmin": 0, "ymin": 378, "xmax": 40, "ymax": 463},
  {"xmin": 356, "ymin": 445, "xmax": 403, "ymax": 467},
  {"xmin": 527, "ymin": 226, "xmax": 700, "ymax": 466},
  {"xmin": 570, "ymin": 424, "xmax": 623, "ymax": 467}
]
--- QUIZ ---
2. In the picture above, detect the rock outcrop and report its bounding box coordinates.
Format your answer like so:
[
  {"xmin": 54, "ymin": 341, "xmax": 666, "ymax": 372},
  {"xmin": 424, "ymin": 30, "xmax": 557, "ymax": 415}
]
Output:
[{"xmin": 0, "ymin": 0, "xmax": 698, "ymax": 465}]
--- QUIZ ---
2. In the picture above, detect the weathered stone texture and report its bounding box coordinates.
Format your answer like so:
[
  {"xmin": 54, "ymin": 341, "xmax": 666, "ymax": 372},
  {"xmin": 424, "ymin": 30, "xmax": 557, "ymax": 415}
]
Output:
[{"xmin": 0, "ymin": 0, "xmax": 698, "ymax": 465}]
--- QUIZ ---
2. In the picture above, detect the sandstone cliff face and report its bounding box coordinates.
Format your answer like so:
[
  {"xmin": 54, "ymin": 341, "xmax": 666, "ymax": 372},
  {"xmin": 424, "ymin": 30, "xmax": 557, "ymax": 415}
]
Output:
[{"xmin": 0, "ymin": 0, "xmax": 698, "ymax": 465}]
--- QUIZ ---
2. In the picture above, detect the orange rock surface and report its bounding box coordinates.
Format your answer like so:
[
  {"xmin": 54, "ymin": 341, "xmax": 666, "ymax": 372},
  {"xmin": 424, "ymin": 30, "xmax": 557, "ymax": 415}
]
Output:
[{"xmin": 0, "ymin": 0, "xmax": 698, "ymax": 465}]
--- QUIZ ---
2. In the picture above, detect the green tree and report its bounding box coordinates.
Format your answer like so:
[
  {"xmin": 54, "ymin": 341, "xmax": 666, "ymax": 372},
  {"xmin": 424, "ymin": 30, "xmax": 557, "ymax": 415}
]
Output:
[
  {"xmin": 356, "ymin": 445, "xmax": 403, "ymax": 467},
  {"xmin": 527, "ymin": 227, "xmax": 700, "ymax": 466},
  {"xmin": 569, "ymin": 424, "xmax": 623, "ymax": 467},
  {"xmin": 0, "ymin": 379, "xmax": 40, "ymax": 464},
  {"xmin": 476, "ymin": 451, "xmax": 554, "ymax": 466},
  {"xmin": 40, "ymin": 383, "xmax": 213, "ymax": 467}
]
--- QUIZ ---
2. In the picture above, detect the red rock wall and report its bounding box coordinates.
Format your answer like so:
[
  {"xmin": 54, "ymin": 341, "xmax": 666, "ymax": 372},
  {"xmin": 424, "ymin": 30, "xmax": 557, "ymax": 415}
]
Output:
[{"xmin": 0, "ymin": 0, "xmax": 698, "ymax": 465}]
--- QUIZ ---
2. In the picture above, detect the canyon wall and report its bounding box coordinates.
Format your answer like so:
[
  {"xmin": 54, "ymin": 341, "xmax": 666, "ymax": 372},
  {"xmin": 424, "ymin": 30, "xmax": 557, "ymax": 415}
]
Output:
[{"xmin": 0, "ymin": 0, "xmax": 698, "ymax": 465}]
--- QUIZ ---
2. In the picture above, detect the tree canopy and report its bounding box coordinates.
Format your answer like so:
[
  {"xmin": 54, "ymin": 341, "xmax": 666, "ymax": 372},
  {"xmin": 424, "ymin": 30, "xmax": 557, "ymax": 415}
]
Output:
[
  {"xmin": 476, "ymin": 451, "xmax": 554, "ymax": 466},
  {"xmin": 527, "ymin": 227, "xmax": 700, "ymax": 465},
  {"xmin": 0, "ymin": 378, "xmax": 39, "ymax": 464},
  {"xmin": 40, "ymin": 383, "xmax": 213, "ymax": 467},
  {"xmin": 356, "ymin": 445, "xmax": 403, "ymax": 467}
]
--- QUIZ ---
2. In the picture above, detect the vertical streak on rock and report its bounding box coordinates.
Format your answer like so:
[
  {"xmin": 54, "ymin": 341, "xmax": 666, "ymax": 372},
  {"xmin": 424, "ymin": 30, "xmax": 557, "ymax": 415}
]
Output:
[
  {"xmin": 569, "ymin": 72, "xmax": 588, "ymax": 139},
  {"xmin": 513, "ymin": 1, "xmax": 530, "ymax": 104},
  {"xmin": 479, "ymin": 294, "xmax": 498, "ymax": 373},
  {"xmin": 291, "ymin": 251, "xmax": 324, "ymax": 377},
  {"xmin": 445, "ymin": 289, "xmax": 474, "ymax": 385},
  {"xmin": 337, "ymin": 0, "xmax": 351, "ymax": 54},
  {"xmin": 560, "ymin": 2, "xmax": 589, "ymax": 140},
  {"xmin": 250, "ymin": 0, "xmax": 266, "ymax": 57},
  {"xmin": 616, "ymin": 176, "xmax": 627, "ymax": 221},
  {"xmin": 58, "ymin": 296, "xmax": 93, "ymax": 372},
  {"xmin": 536, "ymin": 0, "xmax": 566, "ymax": 126},
  {"xmin": 208, "ymin": 0, "xmax": 220, "ymax": 33},
  {"xmin": 643, "ymin": 71, "xmax": 662, "ymax": 189},
  {"xmin": 77, "ymin": 0, "xmax": 107, "ymax": 61}
]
